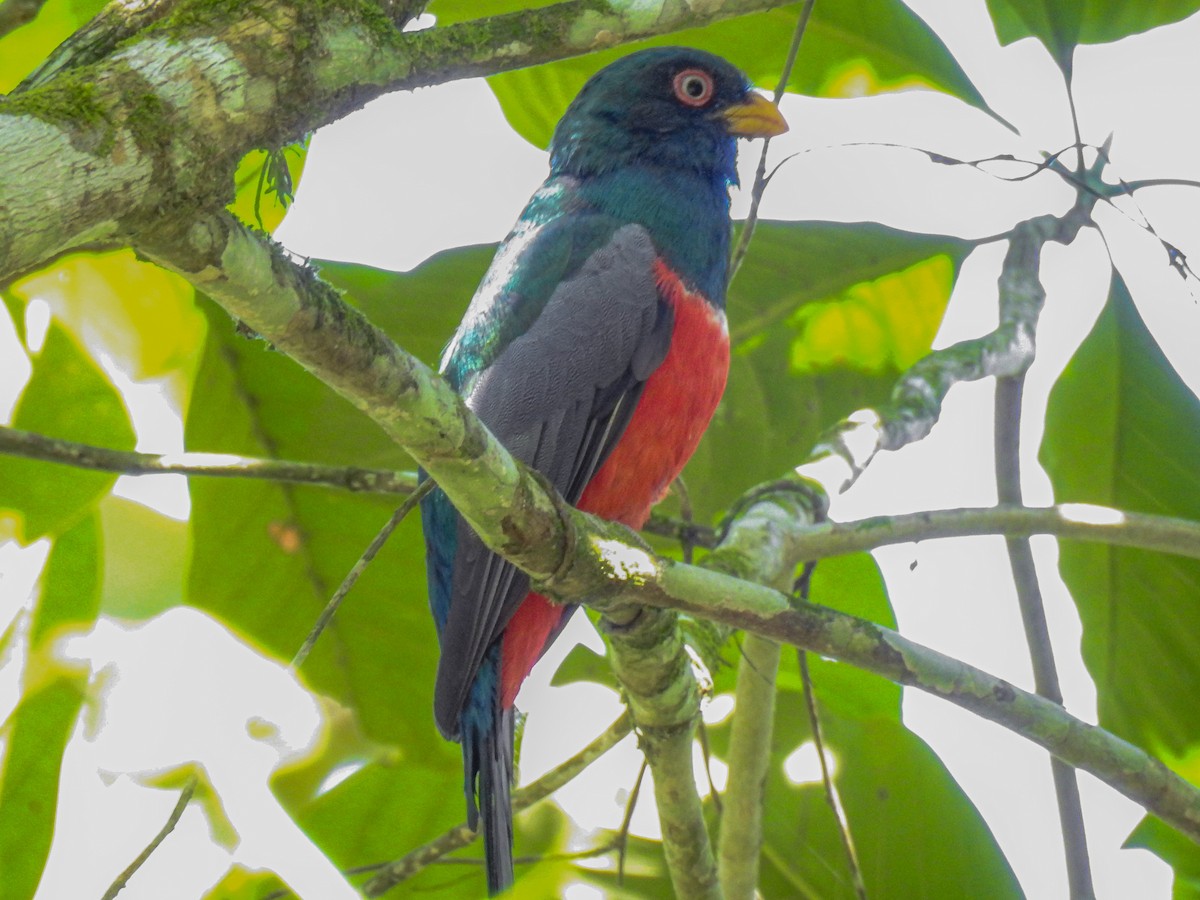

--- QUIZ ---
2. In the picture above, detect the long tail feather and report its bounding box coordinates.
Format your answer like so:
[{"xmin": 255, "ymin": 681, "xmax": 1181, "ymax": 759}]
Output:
[{"xmin": 463, "ymin": 702, "xmax": 514, "ymax": 895}]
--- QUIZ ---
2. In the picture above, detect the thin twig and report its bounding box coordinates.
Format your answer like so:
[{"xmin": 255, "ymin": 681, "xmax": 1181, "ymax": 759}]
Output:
[
  {"xmin": 363, "ymin": 711, "xmax": 632, "ymax": 895},
  {"xmin": 674, "ymin": 476, "xmax": 696, "ymax": 564},
  {"xmin": 727, "ymin": 0, "xmax": 815, "ymax": 284},
  {"xmin": 100, "ymin": 779, "xmax": 196, "ymax": 900},
  {"xmin": 617, "ymin": 758, "xmax": 649, "ymax": 886},
  {"xmin": 994, "ymin": 374, "xmax": 1095, "ymax": 898},
  {"xmin": 0, "ymin": 426, "xmax": 417, "ymax": 494},
  {"xmin": 696, "ymin": 720, "xmax": 724, "ymax": 815},
  {"xmin": 798, "ymin": 651, "xmax": 865, "ymax": 900},
  {"xmin": 291, "ymin": 479, "xmax": 434, "ymax": 670}
]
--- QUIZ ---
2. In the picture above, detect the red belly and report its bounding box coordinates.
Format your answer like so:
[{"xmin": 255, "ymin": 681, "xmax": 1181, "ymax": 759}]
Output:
[{"xmin": 499, "ymin": 260, "xmax": 730, "ymax": 707}]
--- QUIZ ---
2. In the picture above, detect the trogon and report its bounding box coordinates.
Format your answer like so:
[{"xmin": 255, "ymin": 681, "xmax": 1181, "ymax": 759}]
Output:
[{"xmin": 420, "ymin": 46, "xmax": 787, "ymax": 894}]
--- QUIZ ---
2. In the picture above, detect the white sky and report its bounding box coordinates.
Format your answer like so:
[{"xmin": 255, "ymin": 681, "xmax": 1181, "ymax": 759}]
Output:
[{"xmin": 4, "ymin": 0, "xmax": 1200, "ymax": 897}]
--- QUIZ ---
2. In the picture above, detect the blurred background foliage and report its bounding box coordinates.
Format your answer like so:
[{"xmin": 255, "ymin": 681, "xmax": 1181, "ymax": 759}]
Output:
[{"xmin": 2, "ymin": 0, "xmax": 1200, "ymax": 897}]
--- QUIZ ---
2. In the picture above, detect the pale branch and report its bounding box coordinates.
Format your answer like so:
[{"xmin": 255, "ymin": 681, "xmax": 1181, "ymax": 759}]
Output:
[
  {"xmin": 362, "ymin": 712, "xmax": 632, "ymax": 895},
  {"xmin": 636, "ymin": 563, "xmax": 1200, "ymax": 844},
  {"xmin": 0, "ymin": 426, "xmax": 417, "ymax": 494},
  {"xmin": 129, "ymin": 208, "xmax": 1200, "ymax": 852},
  {"xmin": 0, "ymin": 0, "xmax": 796, "ymax": 284},
  {"xmin": 999, "ymin": 375, "xmax": 1094, "ymax": 897},
  {"xmin": 713, "ymin": 478, "xmax": 819, "ymax": 898},
  {"xmin": 603, "ymin": 605, "xmax": 721, "ymax": 900},
  {"xmin": 788, "ymin": 504, "xmax": 1200, "ymax": 564},
  {"xmin": 717, "ymin": 633, "xmax": 781, "ymax": 899}
]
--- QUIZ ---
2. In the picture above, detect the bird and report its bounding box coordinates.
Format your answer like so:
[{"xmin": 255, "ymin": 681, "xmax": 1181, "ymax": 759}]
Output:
[{"xmin": 420, "ymin": 46, "xmax": 787, "ymax": 894}]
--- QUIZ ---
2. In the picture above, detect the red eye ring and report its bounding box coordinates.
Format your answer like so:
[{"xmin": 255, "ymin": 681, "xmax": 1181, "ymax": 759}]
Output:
[{"xmin": 673, "ymin": 69, "xmax": 714, "ymax": 107}]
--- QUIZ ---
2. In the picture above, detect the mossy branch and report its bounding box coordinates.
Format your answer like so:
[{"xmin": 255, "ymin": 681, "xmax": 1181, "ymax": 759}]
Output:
[{"xmin": 0, "ymin": 0, "xmax": 795, "ymax": 284}]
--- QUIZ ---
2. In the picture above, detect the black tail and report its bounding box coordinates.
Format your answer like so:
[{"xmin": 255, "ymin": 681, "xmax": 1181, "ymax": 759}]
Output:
[{"xmin": 465, "ymin": 707, "xmax": 514, "ymax": 895}]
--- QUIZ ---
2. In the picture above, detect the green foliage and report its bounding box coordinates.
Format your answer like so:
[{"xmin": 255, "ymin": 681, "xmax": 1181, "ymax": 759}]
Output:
[
  {"xmin": 0, "ymin": 515, "xmax": 99, "ymax": 900},
  {"xmin": 687, "ymin": 223, "xmax": 966, "ymax": 521},
  {"xmin": 0, "ymin": 323, "xmax": 135, "ymax": 541},
  {"xmin": 1128, "ymin": 815, "xmax": 1200, "ymax": 897},
  {"xmin": 1041, "ymin": 275, "xmax": 1200, "ymax": 759},
  {"xmin": 6, "ymin": 0, "xmax": 1200, "ymax": 897},
  {"xmin": 471, "ymin": 1, "xmax": 992, "ymax": 148},
  {"xmin": 740, "ymin": 556, "xmax": 1016, "ymax": 898},
  {"xmin": 986, "ymin": 0, "xmax": 1200, "ymax": 66}
]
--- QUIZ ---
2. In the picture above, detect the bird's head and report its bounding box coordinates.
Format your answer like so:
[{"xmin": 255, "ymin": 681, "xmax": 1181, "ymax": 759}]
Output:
[{"xmin": 549, "ymin": 47, "xmax": 788, "ymax": 183}]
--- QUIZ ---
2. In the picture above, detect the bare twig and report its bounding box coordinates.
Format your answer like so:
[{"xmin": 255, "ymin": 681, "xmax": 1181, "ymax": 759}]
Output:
[
  {"xmin": 798, "ymin": 651, "xmax": 865, "ymax": 899},
  {"xmin": 727, "ymin": 0, "xmax": 815, "ymax": 284},
  {"xmin": 616, "ymin": 758, "xmax": 649, "ymax": 886},
  {"xmin": 363, "ymin": 712, "xmax": 632, "ymax": 895},
  {"xmin": 291, "ymin": 479, "xmax": 434, "ymax": 670},
  {"xmin": 100, "ymin": 779, "xmax": 196, "ymax": 900},
  {"xmin": 0, "ymin": 426, "xmax": 417, "ymax": 495}
]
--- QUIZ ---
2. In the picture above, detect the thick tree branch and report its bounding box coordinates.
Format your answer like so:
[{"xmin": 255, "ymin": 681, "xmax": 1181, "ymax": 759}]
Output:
[
  {"xmin": 717, "ymin": 633, "xmax": 781, "ymax": 899},
  {"xmin": 0, "ymin": 0, "xmax": 794, "ymax": 284},
  {"xmin": 0, "ymin": 425, "xmax": 417, "ymax": 494}
]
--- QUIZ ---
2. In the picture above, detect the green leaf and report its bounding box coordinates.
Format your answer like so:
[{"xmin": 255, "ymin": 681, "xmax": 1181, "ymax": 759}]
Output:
[
  {"xmin": 754, "ymin": 555, "xmax": 1016, "ymax": 898},
  {"xmin": 141, "ymin": 763, "xmax": 238, "ymax": 850},
  {"xmin": 0, "ymin": 288, "xmax": 24, "ymax": 345},
  {"xmin": 289, "ymin": 756, "xmax": 570, "ymax": 895},
  {"xmin": 8, "ymin": 251, "xmax": 203, "ymax": 382},
  {"xmin": 986, "ymin": 0, "xmax": 1200, "ymax": 65},
  {"xmin": 185, "ymin": 297, "xmax": 432, "ymax": 748},
  {"xmin": 476, "ymin": 2, "xmax": 991, "ymax": 149},
  {"xmin": 201, "ymin": 866, "xmax": 287, "ymax": 900},
  {"xmin": 550, "ymin": 642, "xmax": 617, "ymax": 689},
  {"xmin": 1041, "ymin": 274, "xmax": 1200, "ymax": 758},
  {"xmin": 683, "ymin": 222, "xmax": 968, "ymax": 522},
  {"xmin": 1127, "ymin": 815, "xmax": 1200, "ymax": 897},
  {"xmin": 0, "ymin": 514, "xmax": 101, "ymax": 900},
  {"xmin": 99, "ymin": 494, "xmax": 188, "ymax": 619},
  {"xmin": 0, "ymin": 323, "xmax": 135, "ymax": 541},
  {"xmin": 228, "ymin": 143, "xmax": 310, "ymax": 234}
]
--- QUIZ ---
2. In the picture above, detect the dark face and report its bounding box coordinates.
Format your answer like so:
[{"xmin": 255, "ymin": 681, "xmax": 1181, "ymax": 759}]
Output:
[{"xmin": 550, "ymin": 48, "xmax": 787, "ymax": 177}]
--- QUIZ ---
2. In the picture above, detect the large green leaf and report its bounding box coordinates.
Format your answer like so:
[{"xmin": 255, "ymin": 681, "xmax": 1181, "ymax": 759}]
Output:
[
  {"xmin": 0, "ymin": 514, "xmax": 100, "ymax": 900},
  {"xmin": 444, "ymin": 1, "xmax": 991, "ymax": 148},
  {"xmin": 755, "ymin": 555, "xmax": 1016, "ymax": 898},
  {"xmin": 184, "ymin": 269, "xmax": 477, "ymax": 878},
  {"xmin": 986, "ymin": 0, "xmax": 1200, "ymax": 65},
  {"xmin": 576, "ymin": 554, "xmax": 1017, "ymax": 896},
  {"xmin": 684, "ymin": 222, "xmax": 967, "ymax": 521},
  {"xmin": 8, "ymin": 251, "xmax": 203, "ymax": 382},
  {"xmin": 1041, "ymin": 274, "xmax": 1200, "ymax": 757},
  {"xmin": 0, "ymin": 323, "xmax": 135, "ymax": 541},
  {"xmin": 185, "ymin": 298, "xmax": 433, "ymax": 748},
  {"xmin": 1127, "ymin": 813, "xmax": 1200, "ymax": 898}
]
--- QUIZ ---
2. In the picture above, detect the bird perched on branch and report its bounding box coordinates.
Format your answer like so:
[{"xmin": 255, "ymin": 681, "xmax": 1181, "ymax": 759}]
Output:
[{"xmin": 420, "ymin": 46, "xmax": 786, "ymax": 894}]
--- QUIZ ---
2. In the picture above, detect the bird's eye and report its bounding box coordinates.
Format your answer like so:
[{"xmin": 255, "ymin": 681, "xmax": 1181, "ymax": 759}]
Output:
[{"xmin": 672, "ymin": 69, "xmax": 714, "ymax": 107}]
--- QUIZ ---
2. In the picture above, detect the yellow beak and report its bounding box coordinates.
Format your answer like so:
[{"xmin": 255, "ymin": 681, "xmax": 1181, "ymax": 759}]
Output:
[{"xmin": 721, "ymin": 92, "xmax": 789, "ymax": 138}]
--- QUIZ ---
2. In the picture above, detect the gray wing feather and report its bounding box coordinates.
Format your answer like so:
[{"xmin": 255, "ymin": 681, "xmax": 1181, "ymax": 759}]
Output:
[{"xmin": 433, "ymin": 225, "xmax": 671, "ymax": 735}]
